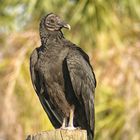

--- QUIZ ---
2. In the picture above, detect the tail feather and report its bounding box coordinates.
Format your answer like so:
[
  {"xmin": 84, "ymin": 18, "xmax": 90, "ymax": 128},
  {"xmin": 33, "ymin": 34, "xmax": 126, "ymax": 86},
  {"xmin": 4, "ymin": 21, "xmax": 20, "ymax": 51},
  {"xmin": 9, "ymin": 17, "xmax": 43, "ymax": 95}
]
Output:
[{"xmin": 87, "ymin": 129, "xmax": 94, "ymax": 140}]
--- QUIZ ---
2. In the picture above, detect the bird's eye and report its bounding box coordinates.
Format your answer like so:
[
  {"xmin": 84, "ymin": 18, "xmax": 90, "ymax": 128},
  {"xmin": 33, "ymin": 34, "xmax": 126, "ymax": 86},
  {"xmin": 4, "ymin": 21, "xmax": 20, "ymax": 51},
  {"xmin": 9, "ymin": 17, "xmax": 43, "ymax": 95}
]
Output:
[{"xmin": 50, "ymin": 19, "xmax": 55, "ymax": 23}]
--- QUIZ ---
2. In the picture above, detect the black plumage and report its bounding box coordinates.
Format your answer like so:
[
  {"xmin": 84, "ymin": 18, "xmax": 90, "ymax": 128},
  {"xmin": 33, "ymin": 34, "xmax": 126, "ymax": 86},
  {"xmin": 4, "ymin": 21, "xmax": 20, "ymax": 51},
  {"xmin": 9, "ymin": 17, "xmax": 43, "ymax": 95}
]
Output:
[{"xmin": 30, "ymin": 13, "xmax": 96, "ymax": 140}]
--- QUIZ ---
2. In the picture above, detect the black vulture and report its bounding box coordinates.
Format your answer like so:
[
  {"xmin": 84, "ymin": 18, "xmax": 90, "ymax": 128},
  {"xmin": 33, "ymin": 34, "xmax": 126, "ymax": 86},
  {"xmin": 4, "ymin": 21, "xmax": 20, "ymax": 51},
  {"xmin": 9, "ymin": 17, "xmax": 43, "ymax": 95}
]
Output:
[{"xmin": 30, "ymin": 13, "xmax": 96, "ymax": 140}]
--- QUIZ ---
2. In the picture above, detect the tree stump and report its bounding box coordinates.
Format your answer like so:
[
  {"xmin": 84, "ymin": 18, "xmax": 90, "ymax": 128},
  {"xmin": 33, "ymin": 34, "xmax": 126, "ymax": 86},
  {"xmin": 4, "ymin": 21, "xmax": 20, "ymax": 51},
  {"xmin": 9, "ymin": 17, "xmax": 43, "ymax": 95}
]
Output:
[{"xmin": 26, "ymin": 129, "xmax": 87, "ymax": 140}]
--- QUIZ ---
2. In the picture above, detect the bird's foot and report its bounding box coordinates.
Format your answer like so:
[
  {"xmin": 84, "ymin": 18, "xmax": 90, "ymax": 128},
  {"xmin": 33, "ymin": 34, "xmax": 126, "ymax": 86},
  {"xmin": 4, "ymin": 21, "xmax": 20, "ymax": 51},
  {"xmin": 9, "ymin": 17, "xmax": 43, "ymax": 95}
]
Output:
[
  {"xmin": 60, "ymin": 126, "xmax": 81, "ymax": 130},
  {"xmin": 60, "ymin": 126, "xmax": 77, "ymax": 130}
]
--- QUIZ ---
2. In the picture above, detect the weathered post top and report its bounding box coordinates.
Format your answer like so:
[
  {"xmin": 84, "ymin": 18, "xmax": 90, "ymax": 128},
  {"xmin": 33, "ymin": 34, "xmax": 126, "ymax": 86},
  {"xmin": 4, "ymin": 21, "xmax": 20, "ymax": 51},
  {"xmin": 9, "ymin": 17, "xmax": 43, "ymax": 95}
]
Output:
[{"xmin": 26, "ymin": 129, "xmax": 87, "ymax": 140}]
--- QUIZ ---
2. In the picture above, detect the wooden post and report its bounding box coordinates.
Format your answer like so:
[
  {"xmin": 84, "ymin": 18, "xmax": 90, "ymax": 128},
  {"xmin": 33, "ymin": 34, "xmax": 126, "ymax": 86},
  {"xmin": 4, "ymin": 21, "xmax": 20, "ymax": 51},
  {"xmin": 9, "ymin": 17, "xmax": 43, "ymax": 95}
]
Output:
[{"xmin": 26, "ymin": 129, "xmax": 87, "ymax": 140}]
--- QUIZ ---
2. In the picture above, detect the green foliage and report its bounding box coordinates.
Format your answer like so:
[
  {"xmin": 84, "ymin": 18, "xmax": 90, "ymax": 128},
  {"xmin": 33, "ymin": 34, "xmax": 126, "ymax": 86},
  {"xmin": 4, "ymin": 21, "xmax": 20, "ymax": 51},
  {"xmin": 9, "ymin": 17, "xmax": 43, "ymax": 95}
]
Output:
[{"xmin": 0, "ymin": 0, "xmax": 140, "ymax": 140}]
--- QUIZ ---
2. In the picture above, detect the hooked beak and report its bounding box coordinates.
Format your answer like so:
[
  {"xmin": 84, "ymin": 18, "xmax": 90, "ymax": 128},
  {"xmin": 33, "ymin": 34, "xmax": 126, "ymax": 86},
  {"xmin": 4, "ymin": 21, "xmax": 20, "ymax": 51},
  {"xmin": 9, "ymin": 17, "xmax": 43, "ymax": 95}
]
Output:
[
  {"xmin": 63, "ymin": 24, "xmax": 71, "ymax": 30},
  {"xmin": 59, "ymin": 21, "xmax": 71, "ymax": 30}
]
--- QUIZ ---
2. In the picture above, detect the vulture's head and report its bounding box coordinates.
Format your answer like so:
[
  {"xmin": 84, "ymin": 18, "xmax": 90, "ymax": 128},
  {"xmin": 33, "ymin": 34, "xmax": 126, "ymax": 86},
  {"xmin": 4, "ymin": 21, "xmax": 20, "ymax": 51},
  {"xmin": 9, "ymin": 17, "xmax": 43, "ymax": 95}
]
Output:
[{"xmin": 41, "ymin": 13, "xmax": 71, "ymax": 31}]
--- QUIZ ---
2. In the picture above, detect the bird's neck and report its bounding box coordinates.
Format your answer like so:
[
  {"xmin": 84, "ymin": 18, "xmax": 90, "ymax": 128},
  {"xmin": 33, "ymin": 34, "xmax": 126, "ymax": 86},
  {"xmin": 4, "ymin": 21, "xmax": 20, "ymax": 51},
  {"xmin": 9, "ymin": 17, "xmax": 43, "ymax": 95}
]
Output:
[{"xmin": 40, "ymin": 28, "xmax": 64, "ymax": 46}]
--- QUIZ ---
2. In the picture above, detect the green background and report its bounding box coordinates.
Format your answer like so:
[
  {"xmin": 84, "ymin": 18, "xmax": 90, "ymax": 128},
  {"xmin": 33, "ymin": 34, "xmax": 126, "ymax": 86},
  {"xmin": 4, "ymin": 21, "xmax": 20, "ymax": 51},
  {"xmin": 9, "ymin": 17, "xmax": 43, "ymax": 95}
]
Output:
[{"xmin": 0, "ymin": 0, "xmax": 140, "ymax": 140}]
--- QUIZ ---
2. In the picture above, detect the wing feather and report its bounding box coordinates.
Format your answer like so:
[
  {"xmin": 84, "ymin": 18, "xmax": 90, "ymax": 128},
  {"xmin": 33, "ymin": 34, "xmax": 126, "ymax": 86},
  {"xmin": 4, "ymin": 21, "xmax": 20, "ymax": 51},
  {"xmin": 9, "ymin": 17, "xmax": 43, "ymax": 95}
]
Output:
[
  {"xmin": 30, "ymin": 48, "xmax": 62, "ymax": 128},
  {"xmin": 65, "ymin": 47, "xmax": 96, "ymax": 131}
]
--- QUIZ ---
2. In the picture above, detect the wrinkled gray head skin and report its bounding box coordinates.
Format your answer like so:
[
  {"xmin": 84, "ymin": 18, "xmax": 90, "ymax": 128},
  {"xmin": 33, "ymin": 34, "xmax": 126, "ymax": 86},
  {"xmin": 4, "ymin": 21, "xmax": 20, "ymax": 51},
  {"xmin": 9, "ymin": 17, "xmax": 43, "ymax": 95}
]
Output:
[
  {"xmin": 39, "ymin": 13, "xmax": 71, "ymax": 44},
  {"xmin": 41, "ymin": 13, "xmax": 70, "ymax": 31}
]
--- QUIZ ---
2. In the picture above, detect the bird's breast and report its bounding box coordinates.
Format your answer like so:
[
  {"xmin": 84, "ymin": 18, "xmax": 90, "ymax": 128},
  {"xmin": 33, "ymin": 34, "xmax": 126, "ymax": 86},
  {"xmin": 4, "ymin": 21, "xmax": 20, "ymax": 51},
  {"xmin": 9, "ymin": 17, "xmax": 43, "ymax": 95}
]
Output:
[
  {"xmin": 35, "ymin": 47, "xmax": 71, "ymax": 117},
  {"xmin": 37, "ymin": 47, "xmax": 69, "ymax": 86}
]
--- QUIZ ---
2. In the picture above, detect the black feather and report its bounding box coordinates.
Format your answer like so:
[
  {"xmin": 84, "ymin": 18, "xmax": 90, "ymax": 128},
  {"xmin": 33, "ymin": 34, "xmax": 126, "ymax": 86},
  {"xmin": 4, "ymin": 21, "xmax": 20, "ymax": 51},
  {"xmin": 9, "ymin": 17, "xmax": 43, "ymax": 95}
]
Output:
[{"xmin": 30, "ymin": 13, "xmax": 96, "ymax": 140}]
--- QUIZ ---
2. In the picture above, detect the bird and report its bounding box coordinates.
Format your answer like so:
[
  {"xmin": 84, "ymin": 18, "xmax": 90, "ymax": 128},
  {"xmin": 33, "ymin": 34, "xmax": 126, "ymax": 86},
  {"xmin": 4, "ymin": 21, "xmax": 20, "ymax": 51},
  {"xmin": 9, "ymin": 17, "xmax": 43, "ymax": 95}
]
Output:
[{"xmin": 30, "ymin": 13, "xmax": 96, "ymax": 140}]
